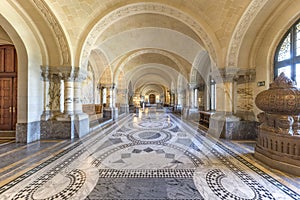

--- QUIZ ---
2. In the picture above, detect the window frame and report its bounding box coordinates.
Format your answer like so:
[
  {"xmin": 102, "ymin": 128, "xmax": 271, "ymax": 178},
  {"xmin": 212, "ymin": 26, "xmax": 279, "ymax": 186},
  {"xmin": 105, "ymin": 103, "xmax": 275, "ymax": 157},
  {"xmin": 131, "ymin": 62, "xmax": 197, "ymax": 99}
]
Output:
[{"xmin": 274, "ymin": 19, "xmax": 300, "ymax": 84}]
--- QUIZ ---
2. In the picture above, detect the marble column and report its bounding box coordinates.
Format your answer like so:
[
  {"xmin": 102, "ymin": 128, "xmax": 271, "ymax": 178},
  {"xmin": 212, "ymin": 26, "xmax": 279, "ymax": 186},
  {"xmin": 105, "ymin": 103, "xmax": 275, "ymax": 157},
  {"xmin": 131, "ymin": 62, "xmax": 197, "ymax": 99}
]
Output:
[
  {"xmin": 209, "ymin": 67, "xmax": 241, "ymax": 139},
  {"xmin": 194, "ymin": 88, "xmax": 199, "ymax": 109},
  {"xmin": 106, "ymin": 86, "xmax": 113, "ymax": 108},
  {"xmin": 40, "ymin": 67, "xmax": 50, "ymax": 120},
  {"xmin": 40, "ymin": 66, "xmax": 78, "ymax": 139},
  {"xmin": 186, "ymin": 83, "xmax": 199, "ymax": 120},
  {"xmin": 97, "ymin": 84, "xmax": 103, "ymax": 105},
  {"xmin": 103, "ymin": 83, "xmax": 118, "ymax": 120},
  {"xmin": 74, "ymin": 70, "xmax": 87, "ymax": 113},
  {"xmin": 62, "ymin": 73, "xmax": 74, "ymax": 115},
  {"xmin": 73, "ymin": 69, "xmax": 89, "ymax": 137},
  {"xmin": 118, "ymin": 89, "xmax": 129, "ymax": 114},
  {"xmin": 176, "ymin": 89, "xmax": 184, "ymax": 112}
]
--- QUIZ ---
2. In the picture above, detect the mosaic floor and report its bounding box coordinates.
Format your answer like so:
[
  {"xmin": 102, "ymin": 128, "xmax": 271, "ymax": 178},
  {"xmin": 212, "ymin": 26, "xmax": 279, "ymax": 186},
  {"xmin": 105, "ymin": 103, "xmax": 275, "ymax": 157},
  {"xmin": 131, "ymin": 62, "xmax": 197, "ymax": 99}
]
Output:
[{"xmin": 0, "ymin": 109, "xmax": 299, "ymax": 199}]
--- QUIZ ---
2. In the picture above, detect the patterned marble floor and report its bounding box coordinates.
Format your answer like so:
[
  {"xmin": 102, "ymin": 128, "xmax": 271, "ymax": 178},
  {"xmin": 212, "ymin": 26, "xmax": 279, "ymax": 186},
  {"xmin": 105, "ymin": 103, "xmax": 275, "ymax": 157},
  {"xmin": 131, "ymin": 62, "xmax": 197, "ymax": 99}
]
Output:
[{"xmin": 0, "ymin": 108, "xmax": 299, "ymax": 199}]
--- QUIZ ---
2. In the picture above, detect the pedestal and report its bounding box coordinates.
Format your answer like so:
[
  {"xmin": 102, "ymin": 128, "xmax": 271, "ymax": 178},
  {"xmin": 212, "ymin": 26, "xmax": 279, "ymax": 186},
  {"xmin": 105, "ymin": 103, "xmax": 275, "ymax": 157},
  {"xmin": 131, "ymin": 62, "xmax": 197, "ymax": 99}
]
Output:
[
  {"xmin": 103, "ymin": 107, "xmax": 119, "ymax": 120},
  {"xmin": 208, "ymin": 112, "xmax": 258, "ymax": 140},
  {"xmin": 120, "ymin": 104, "xmax": 129, "ymax": 114}
]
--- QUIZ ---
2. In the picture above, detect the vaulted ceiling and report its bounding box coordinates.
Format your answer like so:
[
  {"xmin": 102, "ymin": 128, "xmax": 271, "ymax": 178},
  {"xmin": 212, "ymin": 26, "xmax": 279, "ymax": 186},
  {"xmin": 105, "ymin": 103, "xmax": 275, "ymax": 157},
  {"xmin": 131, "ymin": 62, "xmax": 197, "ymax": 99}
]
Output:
[{"xmin": 0, "ymin": 0, "xmax": 297, "ymax": 94}]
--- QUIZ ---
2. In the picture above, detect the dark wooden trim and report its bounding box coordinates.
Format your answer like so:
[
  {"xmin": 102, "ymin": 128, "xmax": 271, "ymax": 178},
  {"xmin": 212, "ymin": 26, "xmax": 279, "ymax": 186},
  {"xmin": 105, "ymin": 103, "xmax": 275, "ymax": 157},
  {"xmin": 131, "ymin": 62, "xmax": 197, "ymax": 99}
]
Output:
[{"xmin": 0, "ymin": 73, "xmax": 17, "ymax": 77}]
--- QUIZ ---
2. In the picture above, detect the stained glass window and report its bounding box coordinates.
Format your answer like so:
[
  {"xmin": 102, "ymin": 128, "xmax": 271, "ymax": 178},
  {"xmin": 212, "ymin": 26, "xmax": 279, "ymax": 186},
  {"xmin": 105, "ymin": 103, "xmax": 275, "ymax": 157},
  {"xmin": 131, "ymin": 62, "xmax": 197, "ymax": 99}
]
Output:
[
  {"xmin": 296, "ymin": 23, "xmax": 300, "ymax": 56},
  {"xmin": 277, "ymin": 33, "xmax": 290, "ymax": 61},
  {"xmin": 275, "ymin": 19, "xmax": 300, "ymax": 86}
]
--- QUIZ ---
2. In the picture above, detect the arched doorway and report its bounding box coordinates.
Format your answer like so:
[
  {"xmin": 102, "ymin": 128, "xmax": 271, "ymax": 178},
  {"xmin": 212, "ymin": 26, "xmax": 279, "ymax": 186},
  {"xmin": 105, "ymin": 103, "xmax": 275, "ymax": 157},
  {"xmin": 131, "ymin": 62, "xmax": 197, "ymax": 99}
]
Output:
[
  {"xmin": 0, "ymin": 45, "xmax": 17, "ymax": 130},
  {"xmin": 149, "ymin": 94, "xmax": 156, "ymax": 104}
]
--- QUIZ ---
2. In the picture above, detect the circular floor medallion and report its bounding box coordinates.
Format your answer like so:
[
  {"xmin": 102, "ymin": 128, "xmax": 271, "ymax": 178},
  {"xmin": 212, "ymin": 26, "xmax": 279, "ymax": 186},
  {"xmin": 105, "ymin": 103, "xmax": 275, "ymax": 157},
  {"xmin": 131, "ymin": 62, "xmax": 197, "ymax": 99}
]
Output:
[{"xmin": 127, "ymin": 130, "xmax": 172, "ymax": 143}]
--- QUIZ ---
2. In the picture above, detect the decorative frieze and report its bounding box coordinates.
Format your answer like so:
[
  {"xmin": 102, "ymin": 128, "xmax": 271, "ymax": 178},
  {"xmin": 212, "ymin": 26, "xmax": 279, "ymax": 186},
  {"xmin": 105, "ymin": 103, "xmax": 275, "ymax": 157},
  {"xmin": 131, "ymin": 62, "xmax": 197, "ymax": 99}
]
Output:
[
  {"xmin": 211, "ymin": 68, "xmax": 255, "ymax": 83},
  {"xmin": 33, "ymin": 0, "xmax": 70, "ymax": 65},
  {"xmin": 227, "ymin": 0, "xmax": 268, "ymax": 67}
]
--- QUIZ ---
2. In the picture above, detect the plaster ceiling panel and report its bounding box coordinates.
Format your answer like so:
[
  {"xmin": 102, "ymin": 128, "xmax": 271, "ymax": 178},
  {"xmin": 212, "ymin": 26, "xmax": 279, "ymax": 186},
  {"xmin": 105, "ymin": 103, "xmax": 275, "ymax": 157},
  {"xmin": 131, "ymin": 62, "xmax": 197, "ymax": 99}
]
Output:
[
  {"xmin": 44, "ymin": 0, "xmax": 250, "ymax": 55},
  {"xmin": 98, "ymin": 13, "xmax": 203, "ymax": 46},
  {"xmin": 98, "ymin": 27, "xmax": 203, "ymax": 64},
  {"xmin": 133, "ymin": 74, "xmax": 170, "ymax": 89},
  {"xmin": 126, "ymin": 64, "xmax": 178, "ymax": 83},
  {"xmin": 123, "ymin": 53, "xmax": 180, "ymax": 73}
]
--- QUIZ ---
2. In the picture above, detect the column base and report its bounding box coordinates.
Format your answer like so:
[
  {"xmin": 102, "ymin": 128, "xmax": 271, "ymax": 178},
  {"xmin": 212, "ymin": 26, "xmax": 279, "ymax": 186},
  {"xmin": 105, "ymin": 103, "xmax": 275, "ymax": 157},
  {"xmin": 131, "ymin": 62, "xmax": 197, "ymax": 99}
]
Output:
[
  {"xmin": 40, "ymin": 113, "xmax": 89, "ymax": 139},
  {"xmin": 181, "ymin": 107, "xmax": 199, "ymax": 120},
  {"xmin": 103, "ymin": 107, "xmax": 119, "ymax": 120},
  {"xmin": 120, "ymin": 104, "xmax": 129, "ymax": 114},
  {"xmin": 74, "ymin": 113, "xmax": 89, "ymax": 138},
  {"xmin": 16, "ymin": 121, "xmax": 40, "ymax": 143},
  {"xmin": 208, "ymin": 112, "xmax": 258, "ymax": 140}
]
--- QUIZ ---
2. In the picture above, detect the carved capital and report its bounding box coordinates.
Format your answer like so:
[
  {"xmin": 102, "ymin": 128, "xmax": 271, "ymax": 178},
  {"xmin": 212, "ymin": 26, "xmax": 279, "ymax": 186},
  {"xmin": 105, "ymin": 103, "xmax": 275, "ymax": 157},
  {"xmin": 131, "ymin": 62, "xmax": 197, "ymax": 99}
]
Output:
[{"xmin": 74, "ymin": 68, "xmax": 87, "ymax": 82}]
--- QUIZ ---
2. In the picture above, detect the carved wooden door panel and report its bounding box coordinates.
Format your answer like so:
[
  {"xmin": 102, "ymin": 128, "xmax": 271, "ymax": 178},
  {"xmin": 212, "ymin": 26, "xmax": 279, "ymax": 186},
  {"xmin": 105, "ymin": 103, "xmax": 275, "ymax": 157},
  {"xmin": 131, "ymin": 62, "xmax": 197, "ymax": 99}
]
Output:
[{"xmin": 0, "ymin": 78, "xmax": 13, "ymax": 130}]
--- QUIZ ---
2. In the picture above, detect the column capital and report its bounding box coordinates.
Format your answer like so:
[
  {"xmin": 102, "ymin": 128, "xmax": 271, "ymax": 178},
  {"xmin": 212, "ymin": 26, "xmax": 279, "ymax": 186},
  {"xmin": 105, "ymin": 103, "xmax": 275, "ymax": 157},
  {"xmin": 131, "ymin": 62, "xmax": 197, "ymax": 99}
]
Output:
[
  {"xmin": 74, "ymin": 68, "xmax": 87, "ymax": 82},
  {"xmin": 236, "ymin": 68, "xmax": 256, "ymax": 83},
  {"xmin": 40, "ymin": 66, "xmax": 50, "ymax": 81},
  {"xmin": 100, "ymin": 83, "xmax": 116, "ymax": 89},
  {"xmin": 188, "ymin": 83, "xmax": 197, "ymax": 90},
  {"xmin": 211, "ymin": 67, "xmax": 240, "ymax": 83}
]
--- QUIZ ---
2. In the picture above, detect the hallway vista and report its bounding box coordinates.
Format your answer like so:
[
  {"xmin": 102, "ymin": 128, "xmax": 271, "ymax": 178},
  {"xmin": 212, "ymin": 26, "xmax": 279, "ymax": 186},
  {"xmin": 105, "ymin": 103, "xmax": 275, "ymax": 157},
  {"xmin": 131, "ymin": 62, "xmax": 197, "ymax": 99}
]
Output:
[{"xmin": 0, "ymin": 109, "xmax": 299, "ymax": 199}]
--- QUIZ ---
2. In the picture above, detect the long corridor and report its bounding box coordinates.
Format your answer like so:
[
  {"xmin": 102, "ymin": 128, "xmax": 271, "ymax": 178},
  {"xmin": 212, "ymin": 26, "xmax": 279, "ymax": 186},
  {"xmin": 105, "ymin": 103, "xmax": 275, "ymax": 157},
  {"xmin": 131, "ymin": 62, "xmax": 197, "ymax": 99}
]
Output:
[{"xmin": 0, "ymin": 109, "xmax": 299, "ymax": 199}]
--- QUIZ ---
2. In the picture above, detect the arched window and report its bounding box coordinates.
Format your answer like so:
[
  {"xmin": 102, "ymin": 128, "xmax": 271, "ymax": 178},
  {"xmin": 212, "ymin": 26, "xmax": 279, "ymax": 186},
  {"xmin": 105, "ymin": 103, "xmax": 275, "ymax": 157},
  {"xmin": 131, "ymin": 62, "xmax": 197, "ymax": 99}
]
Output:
[{"xmin": 274, "ymin": 19, "xmax": 300, "ymax": 85}]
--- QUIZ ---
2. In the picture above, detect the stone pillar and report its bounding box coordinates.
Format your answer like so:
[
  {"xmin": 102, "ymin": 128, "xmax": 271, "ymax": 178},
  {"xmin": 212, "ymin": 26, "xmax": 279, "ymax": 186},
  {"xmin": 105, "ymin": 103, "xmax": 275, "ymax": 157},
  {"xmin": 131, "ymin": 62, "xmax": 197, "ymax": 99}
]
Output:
[
  {"xmin": 187, "ymin": 83, "xmax": 199, "ymax": 120},
  {"xmin": 106, "ymin": 85, "xmax": 113, "ymax": 108},
  {"xmin": 60, "ymin": 70, "xmax": 74, "ymax": 115},
  {"xmin": 194, "ymin": 87, "xmax": 199, "ymax": 109},
  {"xmin": 73, "ymin": 70, "xmax": 86, "ymax": 114},
  {"xmin": 40, "ymin": 66, "xmax": 80, "ymax": 140},
  {"xmin": 73, "ymin": 68, "xmax": 89, "ymax": 138},
  {"xmin": 209, "ymin": 67, "xmax": 241, "ymax": 139},
  {"xmin": 189, "ymin": 84, "xmax": 196, "ymax": 108},
  {"xmin": 41, "ymin": 66, "xmax": 50, "ymax": 120},
  {"xmin": 118, "ymin": 89, "xmax": 129, "ymax": 114},
  {"xmin": 176, "ymin": 89, "xmax": 184, "ymax": 112},
  {"xmin": 103, "ymin": 83, "xmax": 118, "ymax": 120},
  {"xmin": 97, "ymin": 84, "xmax": 103, "ymax": 105}
]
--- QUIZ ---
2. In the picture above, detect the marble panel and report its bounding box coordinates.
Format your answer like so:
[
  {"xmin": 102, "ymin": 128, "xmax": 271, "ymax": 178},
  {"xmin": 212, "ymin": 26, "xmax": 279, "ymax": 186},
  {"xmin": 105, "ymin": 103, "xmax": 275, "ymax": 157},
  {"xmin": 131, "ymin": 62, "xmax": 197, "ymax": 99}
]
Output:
[
  {"xmin": 40, "ymin": 119, "xmax": 76, "ymax": 139},
  {"xmin": 16, "ymin": 121, "xmax": 40, "ymax": 143},
  {"xmin": 1, "ymin": 110, "xmax": 299, "ymax": 199}
]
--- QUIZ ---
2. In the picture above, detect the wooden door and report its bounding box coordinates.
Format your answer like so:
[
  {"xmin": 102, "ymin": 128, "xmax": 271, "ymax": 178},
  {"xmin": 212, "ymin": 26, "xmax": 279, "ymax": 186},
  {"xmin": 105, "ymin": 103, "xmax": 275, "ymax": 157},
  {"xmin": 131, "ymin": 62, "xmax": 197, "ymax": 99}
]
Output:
[
  {"xmin": 0, "ymin": 45, "xmax": 17, "ymax": 130},
  {"xmin": 0, "ymin": 78, "xmax": 13, "ymax": 130},
  {"xmin": 149, "ymin": 94, "xmax": 156, "ymax": 104}
]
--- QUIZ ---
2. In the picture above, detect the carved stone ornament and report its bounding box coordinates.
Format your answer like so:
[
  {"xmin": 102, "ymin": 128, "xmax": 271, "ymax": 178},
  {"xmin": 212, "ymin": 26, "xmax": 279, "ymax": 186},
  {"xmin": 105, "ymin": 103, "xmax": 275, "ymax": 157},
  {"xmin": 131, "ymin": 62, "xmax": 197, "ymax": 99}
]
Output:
[{"xmin": 255, "ymin": 73, "xmax": 300, "ymax": 115}]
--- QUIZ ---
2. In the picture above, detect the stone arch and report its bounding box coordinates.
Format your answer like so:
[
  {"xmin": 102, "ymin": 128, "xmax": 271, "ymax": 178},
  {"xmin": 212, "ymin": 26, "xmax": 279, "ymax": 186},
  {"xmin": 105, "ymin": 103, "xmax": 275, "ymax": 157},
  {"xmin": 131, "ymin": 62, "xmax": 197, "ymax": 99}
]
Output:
[
  {"xmin": 226, "ymin": 0, "xmax": 268, "ymax": 68},
  {"xmin": 89, "ymin": 49, "xmax": 110, "ymax": 84},
  {"xmin": 79, "ymin": 2, "xmax": 220, "ymax": 69},
  {"xmin": 0, "ymin": 1, "xmax": 55, "ymax": 142},
  {"xmin": 97, "ymin": 28, "xmax": 203, "ymax": 65},
  {"xmin": 31, "ymin": 0, "xmax": 71, "ymax": 66},
  {"xmin": 114, "ymin": 48, "xmax": 188, "ymax": 82}
]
